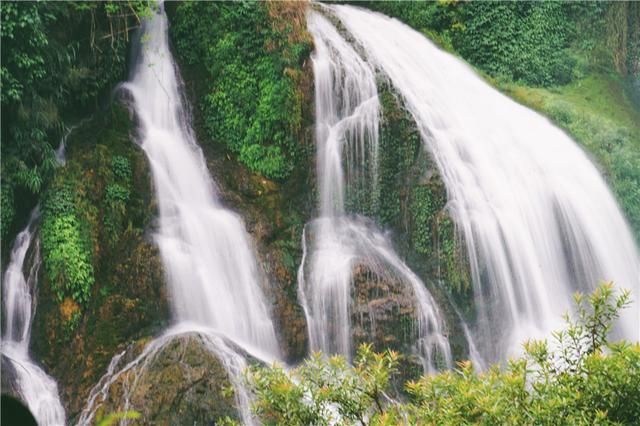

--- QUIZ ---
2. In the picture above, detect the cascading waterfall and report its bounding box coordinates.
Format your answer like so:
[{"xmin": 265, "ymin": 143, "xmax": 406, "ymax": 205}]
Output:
[
  {"xmin": 1, "ymin": 209, "xmax": 66, "ymax": 426},
  {"xmin": 124, "ymin": 7, "xmax": 279, "ymax": 354},
  {"xmin": 331, "ymin": 5, "xmax": 640, "ymax": 362},
  {"xmin": 298, "ymin": 11, "xmax": 452, "ymax": 372},
  {"xmin": 78, "ymin": 5, "xmax": 280, "ymax": 424}
]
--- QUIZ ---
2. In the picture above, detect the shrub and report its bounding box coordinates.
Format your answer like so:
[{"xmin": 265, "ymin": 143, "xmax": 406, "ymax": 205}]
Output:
[
  {"xmin": 41, "ymin": 184, "xmax": 94, "ymax": 304},
  {"xmin": 247, "ymin": 283, "xmax": 639, "ymax": 425}
]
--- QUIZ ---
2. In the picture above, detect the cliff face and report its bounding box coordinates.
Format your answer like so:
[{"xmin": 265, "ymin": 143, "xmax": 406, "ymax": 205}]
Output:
[
  {"xmin": 28, "ymin": 3, "xmax": 317, "ymax": 419},
  {"xmin": 19, "ymin": 2, "xmax": 639, "ymax": 423}
]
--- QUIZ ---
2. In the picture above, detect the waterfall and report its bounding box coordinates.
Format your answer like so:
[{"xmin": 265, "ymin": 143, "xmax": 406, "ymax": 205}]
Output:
[
  {"xmin": 79, "ymin": 5, "xmax": 280, "ymax": 424},
  {"xmin": 331, "ymin": 5, "xmax": 640, "ymax": 362},
  {"xmin": 1, "ymin": 208, "xmax": 66, "ymax": 426},
  {"xmin": 298, "ymin": 11, "xmax": 452, "ymax": 372},
  {"xmin": 123, "ymin": 7, "xmax": 279, "ymax": 354}
]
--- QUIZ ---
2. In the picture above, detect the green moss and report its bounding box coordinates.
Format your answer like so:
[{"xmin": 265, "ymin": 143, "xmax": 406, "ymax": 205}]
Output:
[
  {"xmin": 1, "ymin": 184, "xmax": 15, "ymax": 241},
  {"xmin": 104, "ymin": 156, "xmax": 132, "ymax": 245},
  {"xmin": 409, "ymin": 185, "xmax": 436, "ymax": 257},
  {"xmin": 374, "ymin": 84, "xmax": 472, "ymax": 300},
  {"xmin": 38, "ymin": 105, "xmax": 145, "ymax": 312},
  {"xmin": 369, "ymin": 89, "xmax": 423, "ymax": 227},
  {"xmin": 170, "ymin": 1, "xmax": 313, "ymax": 180},
  {"xmin": 436, "ymin": 214, "xmax": 471, "ymax": 295}
]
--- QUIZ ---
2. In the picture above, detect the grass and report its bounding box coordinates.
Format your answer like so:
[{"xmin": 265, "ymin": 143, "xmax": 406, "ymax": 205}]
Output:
[{"xmin": 502, "ymin": 73, "xmax": 640, "ymax": 145}]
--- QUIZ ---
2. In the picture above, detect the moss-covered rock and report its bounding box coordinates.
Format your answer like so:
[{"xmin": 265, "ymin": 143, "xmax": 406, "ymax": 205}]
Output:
[
  {"xmin": 349, "ymin": 262, "xmax": 429, "ymax": 391},
  {"xmin": 31, "ymin": 104, "xmax": 170, "ymax": 419},
  {"xmin": 367, "ymin": 84, "xmax": 475, "ymax": 360},
  {"xmin": 0, "ymin": 355, "xmax": 21, "ymax": 402},
  {"xmin": 84, "ymin": 334, "xmax": 240, "ymax": 425},
  {"xmin": 350, "ymin": 263, "xmax": 418, "ymax": 354}
]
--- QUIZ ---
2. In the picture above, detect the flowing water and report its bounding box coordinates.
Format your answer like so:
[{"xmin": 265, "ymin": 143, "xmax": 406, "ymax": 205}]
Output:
[
  {"xmin": 123, "ymin": 8, "xmax": 279, "ymax": 354},
  {"xmin": 1, "ymin": 209, "xmax": 66, "ymax": 426},
  {"xmin": 79, "ymin": 6, "xmax": 280, "ymax": 423},
  {"xmin": 331, "ymin": 4, "xmax": 640, "ymax": 362},
  {"xmin": 298, "ymin": 11, "xmax": 452, "ymax": 372}
]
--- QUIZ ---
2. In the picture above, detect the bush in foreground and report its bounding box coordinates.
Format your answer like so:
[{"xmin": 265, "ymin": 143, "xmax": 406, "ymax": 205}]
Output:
[{"xmin": 246, "ymin": 283, "xmax": 639, "ymax": 425}]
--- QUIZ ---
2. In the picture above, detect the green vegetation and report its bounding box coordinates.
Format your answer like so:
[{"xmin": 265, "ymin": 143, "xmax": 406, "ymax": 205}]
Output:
[
  {"xmin": 41, "ymin": 182, "xmax": 94, "ymax": 305},
  {"xmin": 170, "ymin": 1, "xmax": 313, "ymax": 180},
  {"xmin": 37, "ymin": 105, "xmax": 158, "ymax": 347},
  {"xmin": 247, "ymin": 283, "xmax": 639, "ymax": 425},
  {"xmin": 96, "ymin": 411, "xmax": 141, "ymax": 426},
  {"xmin": 365, "ymin": 2, "xmax": 638, "ymax": 87},
  {"xmin": 373, "ymin": 86, "xmax": 472, "ymax": 299},
  {"xmin": 39, "ymin": 107, "xmax": 141, "ymax": 309},
  {"xmin": 453, "ymin": 2, "xmax": 575, "ymax": 86},
  {"xmin": 0, "ymin": 1, "xmax": 151, "ymax": 244},
  {"xmin": 372, "ymin": 89, "xmax": 423, "ymax": 228},
  {"xmin": 104, "ymin": 155, "xmax": 132, "ymax": 245}
]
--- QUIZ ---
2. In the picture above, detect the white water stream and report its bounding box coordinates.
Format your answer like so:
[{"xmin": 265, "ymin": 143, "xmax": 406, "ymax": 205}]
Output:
[
  {"xmin": 78, "ymin": 6, "xmax": 280, "ymax": 424},
  {"xmin": 298, "ymin": 11, "xmax": 453, "ymax": 373},
  {"xmin": 1, "ymin": 209, "xmax": 66, "ymax": 426}
]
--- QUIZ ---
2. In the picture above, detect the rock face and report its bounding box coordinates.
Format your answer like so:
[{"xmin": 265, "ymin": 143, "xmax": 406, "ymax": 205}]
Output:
[
  {"xmin": 82, "ymin": 334, "xmax": 240, "ymax": 425},
  {"xmin": 350, "ymin": 263, "xmax": 424, "ymax": 387},
  {"xmin": 351, "ymin": 263, "xmax": 419, "ymax": 354},
  {"xmin": 30, "ymin": 105, "xmax": 171, "ymax": 418},
  {"xmin": 0, "ymin": 355, "xmax": 20, "ymax": 401}
]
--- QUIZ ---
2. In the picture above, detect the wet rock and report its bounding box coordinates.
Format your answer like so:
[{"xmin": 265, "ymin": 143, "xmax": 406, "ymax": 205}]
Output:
[
  {"xmin": 1, "ymin": 355, "xmax": 21, "ymax": 401},
  {"xmin": 350, "ymin": 262, "xmax": 419, "ymax": 354},
  {"xmin": 350, "ymin": 262, "xmax": 426, "ymax": 388},
  {"xmin": 86, "ymin": 334, "xmax": 239, "ymax": 425}
]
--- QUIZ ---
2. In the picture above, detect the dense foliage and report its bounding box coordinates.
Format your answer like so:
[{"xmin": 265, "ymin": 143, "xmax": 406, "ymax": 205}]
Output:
[
  {"xmin": 0, "ymin": 1, "xmax": 150, "ymax": 244},
  {"xmin": 41, "ymin": 182, "xmax": 94, "ymax": 305},
  {"xmin": 372, "ymin": 88, "xmax": 472, "ymax": 301},
  {"xmin": 170, "ymin": 1, "xmax": 312, "ymax": 180},
  {"xmin": 37, "ymin": 104, "xmax": 156, "ymax": 340},
  {"xmin": 247, "ymin": 283, "xmax": 639, "ymax": 425},
  {"xmin": 364, "ymin": 1, "xmax": 639, "ymax": 86}
]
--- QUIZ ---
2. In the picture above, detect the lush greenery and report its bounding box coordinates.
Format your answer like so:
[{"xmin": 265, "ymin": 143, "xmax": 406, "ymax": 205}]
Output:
[
  {"xmin": 39, "ymin": 113, "xmax": 134, "ymax": 322},
  {"xmin": 38, "ymin": 106, "xmax": 155, "ymax": 336},
  {"xmin": 372, "ymin": 87, "xmax": 472, "ymax": 301},
  {"xmin": 170, "ymin": 1, "xmax": 313, "ymax": 180},
  {"xmin": 0, "ymin": 1, "xmax": 151, "ymax": 244},
  {"xmin": 247, "ymin": 283, "xmax": 639, "ymax": 425},
  {"xmin": 41, "ymin": 181, "xmax": 94, "ymax": 305}
]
